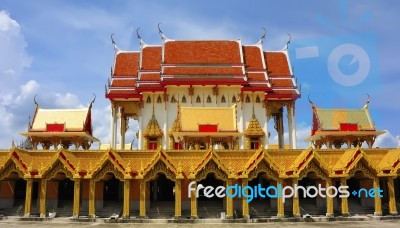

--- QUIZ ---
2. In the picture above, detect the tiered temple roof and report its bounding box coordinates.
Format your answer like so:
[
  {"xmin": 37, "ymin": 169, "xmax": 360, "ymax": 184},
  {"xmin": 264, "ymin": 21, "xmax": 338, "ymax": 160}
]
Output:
[{"xmin": 106, "ymin": 32, "xmax": 300, "ymax": 101}]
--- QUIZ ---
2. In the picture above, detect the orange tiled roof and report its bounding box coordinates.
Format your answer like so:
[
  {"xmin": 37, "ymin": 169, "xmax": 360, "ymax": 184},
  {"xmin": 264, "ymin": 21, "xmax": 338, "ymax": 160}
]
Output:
[
  {"xmin": 265, "ymin": 52, "xmax": 291, "ymax": 77},
  {"xmin": 140, "ymin": 73, "xmax": 161, "ymax": 81},
  {"xmin": 113, "ymin": 52, "xmax": 139, "ymax": 76},
  {"xmin": 141, "ymin": 46, "xmax": 162, "ymax": 70},
  {"xmin": 164, "ymin": 41, "xmax": 242, "ymax": 64},
  {"xmin": 111, "ymin": 79, "xmax": 136, "ymax": 87},
  {"xmin": 243, "ymin": 46, "xmax": 264, "ymax": 70},
  {"xmin": 163, "ymin": 67, "xmax": 243, "ymax": 75}
]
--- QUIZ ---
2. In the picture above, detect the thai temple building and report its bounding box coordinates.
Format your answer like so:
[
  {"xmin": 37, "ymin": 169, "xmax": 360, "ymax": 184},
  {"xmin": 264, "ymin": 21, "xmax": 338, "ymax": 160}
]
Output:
[{"xmin": 0, "ymin": 28, "xmax": 399, "ymax": 220}]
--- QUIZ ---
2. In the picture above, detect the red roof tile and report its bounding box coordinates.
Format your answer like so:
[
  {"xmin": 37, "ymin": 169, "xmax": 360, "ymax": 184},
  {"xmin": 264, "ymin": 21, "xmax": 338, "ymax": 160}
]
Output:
[
  {"xmin": 164, "ymin": 41, "xmax": 242, "ymax": 64},
  {"xmin": 111, "ymin": 79, "xmax": 136, "ymax": 87},
  {"xmin": 163, "ymin": 67, "xmax": 243, "ymax": 75},
  {"xmin": 269, "ymin": 78, "xmax": 294, "ymax": 87},
  {"xmin": 247, "ymin": 73, "xmax": 266, "ymax": 81},
  {"xmin": 264, "ymin": 52, "xmax": 291, "ymax": 77},
  {"xmin": 140, "ymin": 73, "xmax": 161, "ymax": 81},
  {"xmin": 113, "ymin": 52, "xmax": 139, "ymax": 76},
  {"xmin": 141, "ymin": 46, "xmax": 162, "ymax": 70},
  {"xmin": 243, "ymin": 46, "xmax": 264, "ymax": 70}
]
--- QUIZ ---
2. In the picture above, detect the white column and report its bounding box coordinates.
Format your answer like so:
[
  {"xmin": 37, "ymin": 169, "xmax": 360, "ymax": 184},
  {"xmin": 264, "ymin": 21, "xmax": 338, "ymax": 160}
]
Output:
[
  {"xmin": 288, "ymin": 103, "xmax": 297, "ymax": 149},
  {"xmin": 263, "ymin": 116, "xmax": 269, "ymax": 149},
  {"xmin": 120, "ymin": 108, "xmax": 126, "ymax": 150},
  {"xmin": 113, "ymin": 107, "xmax": 119, "ymax": 149},
  {"xmin": 237, "ymin": 102, "xmax": 244, "ymax": 149},
  {"xmin": 138, "ymin": 112, "xmax": 143, "ymax": 150},
  {"xmin": 111, "ymin": 105, "xmax": 117, "ymax": 149},
  {"xmin": 163, "ymin": 103, "xmax": 168, "ymax": 149}
]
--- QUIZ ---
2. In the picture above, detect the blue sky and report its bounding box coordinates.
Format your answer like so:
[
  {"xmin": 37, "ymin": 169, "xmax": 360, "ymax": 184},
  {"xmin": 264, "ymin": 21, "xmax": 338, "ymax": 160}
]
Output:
[{"xmin": 0, "ymin": 0, "xmax": 399, "ymax": 148}]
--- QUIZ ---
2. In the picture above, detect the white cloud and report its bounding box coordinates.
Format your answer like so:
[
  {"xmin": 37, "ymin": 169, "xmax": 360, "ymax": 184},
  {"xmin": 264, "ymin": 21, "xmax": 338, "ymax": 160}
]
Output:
[
  {"xmin": 374, "ymin": 130, "xmax": 399, "ymax": 148},
  {"xmin": 15, "ymin": 80, "xmax": 39, "ymax": 105},
  {"xmin": 270, "ymin": 122, "xmax": 312, "ymax": 149},
  {"xmin": 0, "ymin": 10, "xmax": 32, "ymax": 81},
  {"xmin": 53, "ymin": 92, "xmax": 83, "ymax": 109}
]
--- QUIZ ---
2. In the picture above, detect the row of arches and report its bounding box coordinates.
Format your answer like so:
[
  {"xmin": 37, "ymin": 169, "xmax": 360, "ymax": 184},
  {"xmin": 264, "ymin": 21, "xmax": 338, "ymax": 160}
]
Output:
[{"xmin": 0, "ymin": 159, "xmax": 398, "ymax": 219}]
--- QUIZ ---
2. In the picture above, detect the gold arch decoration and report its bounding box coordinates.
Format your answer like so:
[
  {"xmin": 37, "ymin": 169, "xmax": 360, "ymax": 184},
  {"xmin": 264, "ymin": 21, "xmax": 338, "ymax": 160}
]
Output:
[
  {"xmin": 348, "ymin": 161, "xmax": 375, "ymax": 179},
  {"xmin": 247, "ymin": 160, "xmax": 279, "ymax": 181},
  {"xmin": 144, "ymin": 160, "xmax": 176, "ymax": 182},
  {"xmin": 93, "ymin": 161, "xmax": 125, "ymax": 181},
  {"xmin": 44, "ymin": 160, "xmax": 74, "ymax": 180},
  {"xmin": 0, "ymin": 162, "xmax": 24, "ymax": 180},
  {"xmin": 244, "ymin": 118, "xmax": 265, "ymax": 136},
  {"xmin": 195, "ymin": 160, "xmax": 227, "ymax": 182},
  {"xmin": 143, "ymin": 115, "xmax": 163, "ymax": 137},
  {"xmin": 298, "ymin": 160, "xmax": 329, "ymax": 181}
]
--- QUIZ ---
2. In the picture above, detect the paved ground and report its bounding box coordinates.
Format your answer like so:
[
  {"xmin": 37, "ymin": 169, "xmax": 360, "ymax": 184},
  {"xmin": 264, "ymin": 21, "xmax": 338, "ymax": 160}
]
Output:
[{"xmin": 1, "ymin": 219, "xmax": 400, "ymax": 228}]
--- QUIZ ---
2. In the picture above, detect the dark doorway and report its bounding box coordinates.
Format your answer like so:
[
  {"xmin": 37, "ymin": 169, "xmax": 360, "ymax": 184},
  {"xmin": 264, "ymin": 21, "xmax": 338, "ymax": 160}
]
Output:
[
  {"xmin": 150, "ymin": 173, "xmax": 174, "ymax": 201},
  {"xmin": 58, "ymin": 178, "xmax": 74, "ymax": 207},
  {"xmin": 13, "ymin": 179, "xmax": 26, "ymax": 206}
]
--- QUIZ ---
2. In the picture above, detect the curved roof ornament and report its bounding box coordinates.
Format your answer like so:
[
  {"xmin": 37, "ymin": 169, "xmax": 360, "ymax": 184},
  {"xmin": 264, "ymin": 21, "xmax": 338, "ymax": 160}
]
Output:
[
  {"xmin": 89, "ymin": 93, "xmax": 96, "ymax": 109},
  {"xmin": 34, "ymin": 94, "xmax": 39, "ymax": 107},
  {"xmin": 308, "ymin": 95, "xmax": 315, "ymax": 108},
  {"xmin": 363, "ymin": 94, "xmax": 370, "ymax": 109},
  {"xmin": 111, "ymin": 33, "xmax": 120, "ymax": 52},
  {"xmin": 256, "ymin": 28, "xmax": 267, "ymax": 45},
  {"xmin": 158, "ymin": 23, "xmax": 169, "ymax": 41},
  {"xmin": 285, "ymin": 33, "xmax": 291, "ymax": 50},
  {"xmin": 136, "ymin": 27, "xmax": 146, "ymax": 47}
]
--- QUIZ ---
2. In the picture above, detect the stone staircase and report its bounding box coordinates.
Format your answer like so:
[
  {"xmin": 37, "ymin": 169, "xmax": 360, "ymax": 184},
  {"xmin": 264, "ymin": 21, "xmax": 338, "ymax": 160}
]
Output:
[
  {"xmin": 55, "ymin": 200, "xmax": 73, "ymax": 217},
  {"xmin": 249, "ymin": 200, "xmax": 278, "ymax": 218},
  {"xmin": 299, "ymin": 198, "xmax": 326, "ymax": 216},
  {"xmin": 0, "ymin": 200, "xmax": 25, "ymax": 216},
  {"xmin": 96, "ymin": 201, "xmax": 122, "ymax": 218},
  {"xmin": 147, "ymin": 201, "xmax": 175, "ymax": 219},
  {"xmin": 348, "ymin": 198, "xmax": 374, "ymax": 215},
  {"xmin": 197, "ymin": 200, "xmax": 224, "ymax": 218}
]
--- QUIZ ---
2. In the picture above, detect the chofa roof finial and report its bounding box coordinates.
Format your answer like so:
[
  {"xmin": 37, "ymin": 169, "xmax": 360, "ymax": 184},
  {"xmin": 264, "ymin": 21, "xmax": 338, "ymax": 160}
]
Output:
[
  {"xmin": 257, "ymin": 27, "xmax": 267, "ymax": 45},
  {"xmin": 363, "ymin": 94, "xmax": 370, "ymax": 109},
  {"xmin": 111, "ymin": 33, "xmax": 119, "ymax": 52},
  {"xmin": 89, "ymin": 93, "xmax": 96, "ymax": 108},
  {"xmin": 158, "ymin": 23, "xmax": 169, "ymax": 40},
  {"xmin": 34, "ymin": 94, "xmax": 39, "ymax": 107},
  {"xmin": 308, "ymin": 94, "xmax": 315, "ymax": 108},
  {"xmin": 136, "ymin": 27, "xmax": 146, "ymax": 47}
]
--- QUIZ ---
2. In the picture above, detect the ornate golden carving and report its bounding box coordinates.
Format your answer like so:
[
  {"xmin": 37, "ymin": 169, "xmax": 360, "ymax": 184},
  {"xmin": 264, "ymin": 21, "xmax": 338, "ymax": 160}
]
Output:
[
  {"xmin": 94, "ymin": 161, "xmax": 124, "ymax": 181},
  {"xmin": 348, "ymin": 161, "xmax": 374, "ymax": 178},
  {"xmin": 144, "ymin": 160, "xmax": 176, "ymax": 181},
  {"xmin": 195, "ymin": 160, "xmax": 227, "ymax": 181},
  {"xmin": 298, "ymin": 160, "xmax": 328, "ymax": 181},
  {"xmin": 44, "ymin": 161, "xmax": 74, "ymax": 180},
  {"xmin": 244, "ymin": 117, "xmax": 265, "ymax": 137},
  {"xmin": 0, "ymin": 162, "xmax": 24, "ymax": 179},
  {"xmin": 143, "ymin": 115, "xmax": 163, "ymax": 137},
  {"xmin": 247, "ymin": 160, "xmax": 278, "ymax": 181}
]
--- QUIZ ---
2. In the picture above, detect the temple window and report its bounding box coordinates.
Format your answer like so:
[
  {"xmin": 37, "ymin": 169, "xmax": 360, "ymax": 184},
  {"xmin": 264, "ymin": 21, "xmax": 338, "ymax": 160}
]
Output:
[
  {"xmin": 221, "ymin": 95, "xmax": 226, "ymax": 103},
  {"xmin": 196, "ymin": 95, "xmax": 201, "ymax": 103},
  {"xmin": 206, "ymin": 95, "xmax": 212, "ymax": 103},
  {"xmin": 245, "ymin": 95, "xmax": 250, "ymax": 103},
  {"xmin": 146, "ymin": 96, "xmax": 151, "ymax": 103},
  {"xmin": 232, "ymin": 95, "xmax": 237, "ymax": 103},
  {"xmin": 250, "ymin": 137, "xmax": 260, "ymax": 149},
  {"xmin": 171, "ymin": 95, "xmax": 177, "ymax": 103},
  {"xmin": 181, "ymin": 95, "xmax": 187, "ymax": 103},
  {"xmin": 148, "ymin": 137, "xmax": 158, "ymax": 150},
  {"xmin": 255, "ymin": 95, "xmax": 261, "ymax": 103},
  {"xmin": 157, "ymin": 95, "xmax": 162, "ymax": 103}
]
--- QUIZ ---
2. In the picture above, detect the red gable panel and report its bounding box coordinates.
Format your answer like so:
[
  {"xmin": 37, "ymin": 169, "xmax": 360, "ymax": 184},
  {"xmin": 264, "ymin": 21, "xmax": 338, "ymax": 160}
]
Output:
[
  {"xmin": 46, "ymin": 124, "xmax": 65, "ymax": 132},
  {"xmin": 199, "ymin": 124, "xmax": 218, "ymax": 132},
  {"xmin": 164, "ymin": 41, "xmax": 242, "ymax": 64},
  {"xmin": 340, "ymin": 123, "xmax": 358, "ymax": 131}
]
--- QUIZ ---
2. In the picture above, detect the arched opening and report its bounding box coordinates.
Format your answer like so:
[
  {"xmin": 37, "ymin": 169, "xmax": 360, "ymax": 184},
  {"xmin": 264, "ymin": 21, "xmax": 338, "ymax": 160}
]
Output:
[
  {"xmin": 100, "ymin": 173, "xmax": 122, "ymax": 218},
  {"xmin": 149, "ymin": 173, "xmax": 175, "ymax": 218},
  {"xmin": 298, "ymin": 172, "xmax": 326, "ymax": 216},
  {"xmin": 395, "ymin": 177, "xmax": 400, "ymax": 213},
  {"xmin": 11, "ymin": 178, "xmax": 26, "ymax": 215},
  {"xmin": 197, "ymin": 173, "xmax": 224, "ymax": 218},
  {"xmin": 248, "ymin": 173, "xmax": 276, "ymax": 218},
  {"xmin": 347, "ymin": 171, "xmax": 374, "ymax": 215},
  {"xmin": 55, "ymin": 175, "xmax": 74, "ymax": 217}
]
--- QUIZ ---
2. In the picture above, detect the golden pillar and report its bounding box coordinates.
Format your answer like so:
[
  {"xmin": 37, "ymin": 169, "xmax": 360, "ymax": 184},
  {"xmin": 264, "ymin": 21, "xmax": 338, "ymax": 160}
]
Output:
[
  {"xmin": 387, "ymin": 177, "xmax": 398, "ymax": 215},
  {"xmin": 39, "ymin": 179, "xmax": 47, "ymax": 218},
  {"xmin": 88, "ymin": 179, "xmax": 96, "ymax": 218},
  {"xmin": 139, "ymin": 179, "xmax": 146, "ymax": 218},
  {"xmin": 244, "ymin": 137, "xmax": 250, "ymax": 149},
  {"xmin": 326, "ymin": 178, "xmax": 334, "ymax": 217},
  {"xmin": 374, "ymin": 177, "xmax": 382, "ymax": 216},
  {"xmin": 123, "ymin": 179, "xmax": 130, "ymax": 219},
  {"xmin": 292, "ymin": 178, "xmax": 300, "ymax": 217},
  {"xmin": 190, "ymin": 181, "xmax": 198, "ymax": 218},
  {"xmin": 277, "ymin": 179, "xmax": 284, "ymax": 218},
  {"xmin": 143, "ymin": 138, "xmax": 148, "ymax": 150},
  {"xmin": 24, "ymin": 178, "xmax": 33, "ymax": 217},
  {"xmin": 241, "ymin": 179, "xmax": 249, "ymax": 219},
  {"xmin": 174, "ymin": 179, "xmax": 182, "ymax": 218},
  {"xmin": 340, "ymin": 178, "xmax": 349, "ymax": 216},
  {"xmin": 226, "ymin": 179, "xmax": 233, "ymax": 219},
  {"xmin": 73, "ymin": 178, "xmax": 80, "ymax": 218}
]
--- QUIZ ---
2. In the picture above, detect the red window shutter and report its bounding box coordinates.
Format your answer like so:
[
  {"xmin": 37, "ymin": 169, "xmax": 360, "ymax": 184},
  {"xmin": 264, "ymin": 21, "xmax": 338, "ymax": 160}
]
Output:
[
  {"xmin": 148, "ymin": 142, "xmax": 157, "ymax": 150},
  {"xmin": 199, "ymin": 124, "xmax": 218, "ymax": 132},
  {"xmin": 174, "ymin": 142, "xmax": 183, "ymax": 150},
  {"xmin": 253, "ymin": 142, "xmax": 259, "ymax": 149}
]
